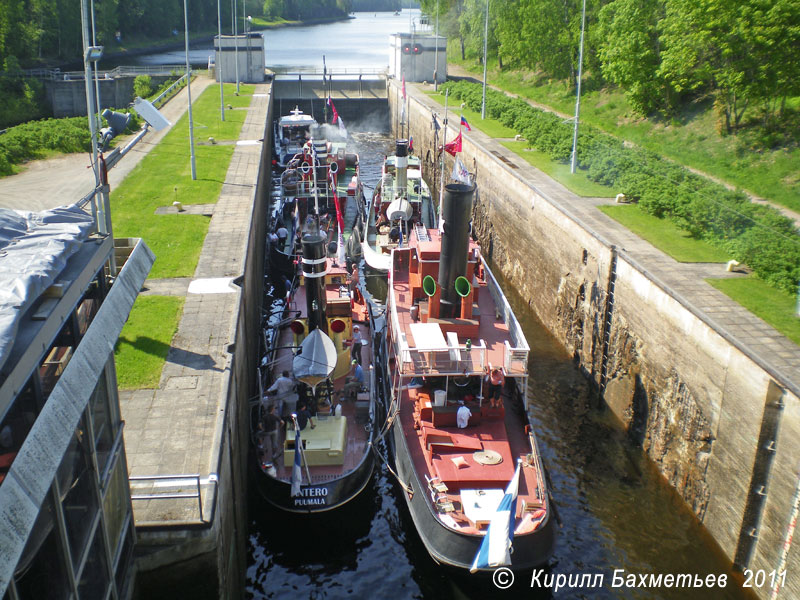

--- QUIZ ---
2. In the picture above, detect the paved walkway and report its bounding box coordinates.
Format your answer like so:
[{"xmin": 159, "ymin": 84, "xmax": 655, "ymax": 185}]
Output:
[
  {"xmin": 0, "ymin": 76, "xmax": 214, "ymax": 211},
  {"xmin": 120, "ymin": 82, "xmax": 268, "ymax": 524},
  {"xmin": 412, "ymin": 81, "xmax": 800, "ymax": 399}
]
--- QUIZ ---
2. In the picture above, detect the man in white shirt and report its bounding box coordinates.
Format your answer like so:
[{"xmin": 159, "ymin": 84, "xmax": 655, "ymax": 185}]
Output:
[{"xmin": 267, "ymin": 370, "xmax": 296, "ymax": 415}]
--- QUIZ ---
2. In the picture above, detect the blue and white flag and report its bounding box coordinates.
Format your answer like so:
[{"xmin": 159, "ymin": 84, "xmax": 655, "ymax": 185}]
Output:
[
  {"xmin": 452, "ymin": 157, "xmax": 471, "ymax": 184},
  {"xmin": 470, "ymin": 460, "xmax": 521, "ymax": 572},
  {"xmin": 290, "ymin": 425, "xmax": 303, "ymax": 497}
]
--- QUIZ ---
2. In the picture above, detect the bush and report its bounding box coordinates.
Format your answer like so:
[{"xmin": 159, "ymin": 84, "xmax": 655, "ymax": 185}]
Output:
[
  {"xmin": 133, "ymin": 75, "xmax": 153, "ymax": 99},
  {"xmin": 0, "ymin": 117, "xmax": 91, "ymax": 170},
  {"xmin": 439, "ymin": 80, "xmax": 800, "ymax": 294}
]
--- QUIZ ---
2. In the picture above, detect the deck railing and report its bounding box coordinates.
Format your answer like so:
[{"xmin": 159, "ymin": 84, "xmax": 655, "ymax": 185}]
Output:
[
  {"xmin": 481, "ymin": 255, "xmax": 529, "ymax": 371},
  {"xmin": 129, "ymin": 474, "xmax": 207, "ymax": 522}
]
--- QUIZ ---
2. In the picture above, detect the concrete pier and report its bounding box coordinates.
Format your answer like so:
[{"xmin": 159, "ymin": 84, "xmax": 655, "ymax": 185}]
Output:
[
  {"xmin": 393, "ymin": 79, "xmax": 799, "ymax": 599},
  {"xmin": 120, "ymin": 83, "xmax": 272, "ymax": 598}
]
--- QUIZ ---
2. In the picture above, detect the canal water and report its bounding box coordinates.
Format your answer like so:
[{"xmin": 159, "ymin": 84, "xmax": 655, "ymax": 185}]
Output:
[{"xmin": 133, "ymin": 12, "xmax": 757, "ymax": 599}]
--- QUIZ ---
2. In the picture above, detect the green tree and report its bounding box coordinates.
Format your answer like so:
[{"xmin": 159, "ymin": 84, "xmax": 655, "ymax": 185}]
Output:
[{"xmin": 596, "ymin": 0, "xmax": 670, "ymax": 114}]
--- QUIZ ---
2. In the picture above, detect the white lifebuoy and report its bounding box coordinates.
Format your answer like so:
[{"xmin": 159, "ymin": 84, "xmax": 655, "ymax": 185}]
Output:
[
  {"xmin": 300, "ymin": 161, "xmax": 311, "ymax": 174},
  {"xmin": 329, "ymin": 161, "xmax": 339, "ymax": 175}
]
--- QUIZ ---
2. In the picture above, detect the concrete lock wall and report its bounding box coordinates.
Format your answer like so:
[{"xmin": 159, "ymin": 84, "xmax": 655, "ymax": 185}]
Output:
[
  {"xmin": 391, "ymin": 80, "xmax": 799, "ymax": 598},
  {"xmin": 45, "ymin": 75, "xmax": 176, "ymax": 117}
]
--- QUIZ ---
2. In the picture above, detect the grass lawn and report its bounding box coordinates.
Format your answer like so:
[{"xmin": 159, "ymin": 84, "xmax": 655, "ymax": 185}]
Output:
[
  {"xmin": 111, "ymin": 83, "xmax": 254, "ymax": 279},
  {"xmin": 426, "ymin": 91, "xmax": 517, "ymax": 138},
  {"xmin": 447, "ymin": 55, "xmax": 800, "ymax": 212},
  {"xmin": 599, "ymin": 205, "xmax": 730, "ymax": 263},
  {"xmin": 707, "ymin": 277, "xmax": 800, "ymax": 346},
  {"xmin": 501, "ymin": 141, "xmax": 616, "ymax": 197},
  {"xmin": 115, "ymin": 296, "xmax": 184, "ymax": 389}
]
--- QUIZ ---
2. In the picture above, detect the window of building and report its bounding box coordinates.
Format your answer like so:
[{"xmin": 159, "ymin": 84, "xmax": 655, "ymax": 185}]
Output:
[
  {"xmin": 90, "ymin": 373, "xmax": 115, "ymax": 480},
  {"xmin": 102, "ymin": 455, "xmax": 130, "ymax": 555},
  {"xmin": 76, "ymin": 523, "xmax": 110, "ymax": 600},
  {"xmin": 0, "ymin": 379, "xmax": 39, "ymax": 488},
  {"xmin": 56, "ymin": 417, "xmax": 99, "ymax": 572},
  {"xmin": 14, "ymin": 494, "xmax": 71, "ymax": 600},
  {"xmin": 114, "ymin": 520, "xmax": 135, "ymax": 598}
]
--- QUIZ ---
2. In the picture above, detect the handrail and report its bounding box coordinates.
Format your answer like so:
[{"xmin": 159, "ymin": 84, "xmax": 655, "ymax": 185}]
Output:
[
  {"xmin": 151, "ymin": 73, "xmax": 188, "ymax": 108},
  {"xmin": 129, "ymin": 473, "xmax": 208, "ymax": 522}
]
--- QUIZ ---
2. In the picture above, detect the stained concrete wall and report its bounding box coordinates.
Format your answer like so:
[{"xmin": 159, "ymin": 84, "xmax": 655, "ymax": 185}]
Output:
[
  {"xmin": 44, "ymin": 74, "xmax": 176, "ymax": 117},
  {"xmin": 392, "ymin": 79, "xmax": 799, "ymax": 598}
]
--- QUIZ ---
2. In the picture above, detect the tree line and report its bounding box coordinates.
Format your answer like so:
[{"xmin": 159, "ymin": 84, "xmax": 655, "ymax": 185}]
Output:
[
  {"xmin": 420, "ymin": 0, "xmax": 800, "ymax": 133},
  {"xmin": 0, "ymin": 0, "xmax": 351, "ymax": 67}
]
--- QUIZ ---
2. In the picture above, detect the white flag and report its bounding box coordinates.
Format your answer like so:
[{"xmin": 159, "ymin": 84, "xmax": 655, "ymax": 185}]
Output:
[
  {"xmin": 338, "ymin": 116, "xmax": 348, "ymax": 138},
  {"xmin": 452, "ymin": 157, "xmax": 471, "ymax": 184}
]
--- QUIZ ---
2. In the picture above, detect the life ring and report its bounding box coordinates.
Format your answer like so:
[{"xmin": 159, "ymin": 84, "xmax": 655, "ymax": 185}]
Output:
[
  {"xmin": 300, "ymin": 161, "xmax": 311, "ymax": 174},
  {"xmin": 329, "ymin": 161, "xmax": 339, "ymax": 175}
]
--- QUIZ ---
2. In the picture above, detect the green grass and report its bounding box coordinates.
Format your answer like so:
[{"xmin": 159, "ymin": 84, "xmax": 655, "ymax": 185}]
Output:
[
  {"xmin": 111, "ymin": 83, "xmax": 253, "ymax": 279},
  {"xmin": 599, "ymin": 205, "xmax": 730, "ymax": 263},
  {"xmin": 707, "ymin": 277, "xmax": 800, "ymax": 345},
  {"xmin": 426, "ymin": 91, "xmax": 518, "ymax": 138},
  {"xmin": 501, "ymin": 141, "xmax": 616, "ymax": 197},
  {"xmin": 447, "ymin": 55, "xmax": 800, "ymax": 212},
  {"xmin": 114, "ymin": 296, "xmax": 184, "ymax": 389}
]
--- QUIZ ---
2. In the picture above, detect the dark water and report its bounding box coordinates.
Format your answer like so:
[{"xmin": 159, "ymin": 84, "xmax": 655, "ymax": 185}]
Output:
[{"xmin": 246, "ymin": 131, "xmax": 755, "ymax": 599}]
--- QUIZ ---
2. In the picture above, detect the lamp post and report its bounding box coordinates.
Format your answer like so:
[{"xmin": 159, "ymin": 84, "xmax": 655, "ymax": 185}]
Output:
[
  {"xmin": 570, "ymin": 0, "xmax": 587, "ymax": 174},
  {"xmin": 184, "ymin": 0, "xmax": 197, "ymax": 180},
  {"xmin": 217, "ymin": 0, "xmax": 224, "ymax": 121},
  {"xmin": 233, "ymin": 0, "xmax": 240, "ymax": 93},
  {"xmin": 433, "ymin": 0, "xmax": 439, "ymax": 91},
  {"xmin": 246, "ymin": 15, "xmax": 252, "ymax": 83},
  {"xmin": 480, "ymin": 0, "xmax": 489, "ymax": 119}
]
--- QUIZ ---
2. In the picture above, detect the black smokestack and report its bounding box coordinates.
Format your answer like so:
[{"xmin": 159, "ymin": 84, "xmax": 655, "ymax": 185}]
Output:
[
  {"xmin": 395, "ymin": 139, "xmax": 408, "ymax": 197},
  {"xmin": 301, "ymin": 216, "xmax": 328, "ymax": 333},
  {"xmin": 437, "ymin": 183, "xmax": 475, "ymax": 318}
]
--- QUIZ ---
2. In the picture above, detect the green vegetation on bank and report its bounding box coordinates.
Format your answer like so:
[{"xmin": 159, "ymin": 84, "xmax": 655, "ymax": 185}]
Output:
[
  {"xmin": 114, "ymin": 295, "xmax": 184, "ymax": 388},
  {"xmin": 706, "ymin": 278, "xmax": 800, "ymax": 346},
  {"xmin": 0, "ymin": 111, "xmax": 141, "ymax": 176},
  {"xmin": 110, "ymin": 83, "xmax": 253, "ymax": 279},
  {"xmin": 599, "ymin": 205, "xmax": 729, "ymax": 263},
  {"xmin": 440, "ymin": 80, "xmax": 800, "ymax": 296}
]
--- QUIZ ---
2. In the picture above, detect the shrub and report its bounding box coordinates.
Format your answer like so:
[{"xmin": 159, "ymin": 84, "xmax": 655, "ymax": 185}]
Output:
[
  {"xmin": 439, "ymin": 80, "xmax": 800, "ymax": 294},
  {"xmin": 133, "ymin": 75, "xmax": 153, "ymax": 99}
]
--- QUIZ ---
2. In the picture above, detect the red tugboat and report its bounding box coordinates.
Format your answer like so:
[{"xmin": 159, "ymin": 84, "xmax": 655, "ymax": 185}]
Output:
[{"xmin": 383, "ymin": 183, "xmax": 556, "ymax": 570}]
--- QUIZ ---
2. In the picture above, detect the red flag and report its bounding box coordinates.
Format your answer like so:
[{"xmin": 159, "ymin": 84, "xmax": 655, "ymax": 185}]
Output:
[
  {"xmin": 327, "ymin": 97, "xmax": 339, "ymax": 124},
  {"xmin": 402, "ymin": 76, "xmax": 406, "ymax": 99},
  {"xmin": 444, "ymin": 132, "xmax": 462, "ymax": 156}
]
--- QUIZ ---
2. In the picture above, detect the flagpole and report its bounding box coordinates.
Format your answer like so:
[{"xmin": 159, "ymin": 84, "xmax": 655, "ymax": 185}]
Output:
[
  {"xmin": 438, "ymin": 89, "xmax": 449, "ymax": 229},
  {"xmin": 291, "ymin": 414, "xmax": 313, "ymax": 485}
]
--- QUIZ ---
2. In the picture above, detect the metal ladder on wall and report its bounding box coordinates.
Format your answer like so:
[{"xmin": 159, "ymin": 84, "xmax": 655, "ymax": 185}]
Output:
[{"xmin": 598, "ymin": 246, "xmax": 617, "ymax": 397}]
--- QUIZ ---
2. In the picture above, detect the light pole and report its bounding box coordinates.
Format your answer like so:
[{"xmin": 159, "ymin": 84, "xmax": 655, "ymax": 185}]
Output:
[
  {"xmin": 480, "ymin": 0, "xmax": 489, "ymax": 119},
  {"xmin": 246, "ymin": 14, "xmax": 252, "ymax": 83},
  {"xmin": 434, "ymin": 0, "xmax": 439, "ymax": 91},
  {"xmin": 570, "ymin": 0, "xmax": 587, "ymax": 174},
  {"xmin": 184, "ymin": 0, "xmax": 197, "ymax": 180},
  {"xmin": 233, "ymin": 0, "xmax": 240, "ymax": 93},
  {"xmin": 217, "ymin": 0, "xmax": 225, "ymax": 121}
]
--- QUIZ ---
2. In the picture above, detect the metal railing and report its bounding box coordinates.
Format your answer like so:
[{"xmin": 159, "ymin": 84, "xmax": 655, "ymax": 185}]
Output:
[
  {"xmin": 273, "ymin": 67, "xmax": 386, "ymax": 78},
  {"xmin": 129, "ymin": 474, "xmax": 206, "ymax": 522},
  {"xmin": 151, "ymin": 73, "xmax": 188, "ymax": 108},
  {"xmin": 14, "ymin": 65, "xmax": 185, "ymax": 81}
]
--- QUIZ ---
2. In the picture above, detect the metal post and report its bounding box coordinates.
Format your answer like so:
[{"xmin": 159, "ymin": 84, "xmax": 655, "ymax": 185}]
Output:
[
  {"xmin": 233, "ymin": 0, "xmax": 240, "ymax": 93},
  {"xmin": 245, "ymin": 0, "xmax": 251, "ymax": 82},
  {"xmin": 89, "ymin": 0, "xmax": 101, "ymax": 123},
  {"xmin": 433, "ymin": 0, "xmax": 439, "ymax": 91},
  {"xmin": 438, "ymin": 89, "xmax": 449, "ymax": 229},
  {"xmin": 481, "ymin": 0, "xmax": 489, "ymax": 119},
  {"xmin": 217, "ymin": 0, "xmax": 225, "ymax": 121},
  {"xmin": 184, "ymin": 0, "xmax": 197, "ymax": 180},
  {"xmin": 80, "ymin": 1, "xmax": 100, "ymax": 194},
  {"xmin": 570, "ymin": 0, "xmax": 587, "ymax": 174}
]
